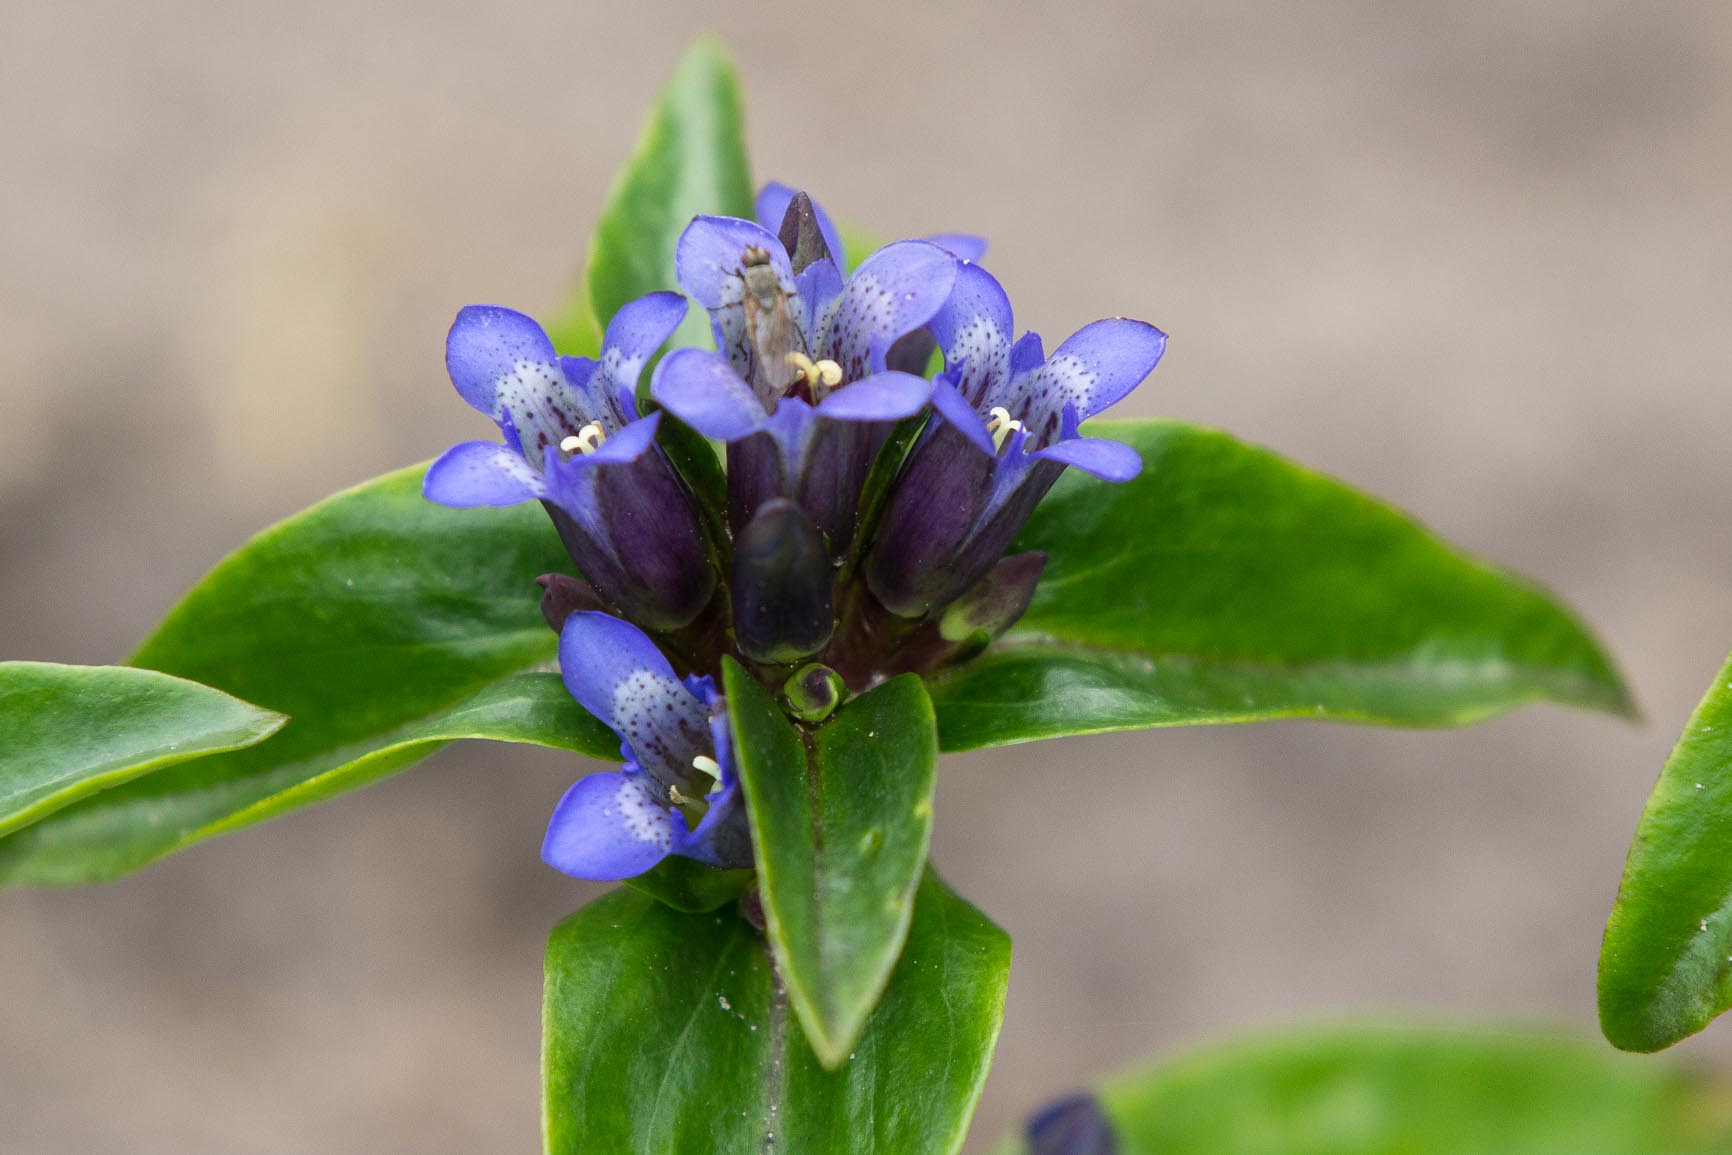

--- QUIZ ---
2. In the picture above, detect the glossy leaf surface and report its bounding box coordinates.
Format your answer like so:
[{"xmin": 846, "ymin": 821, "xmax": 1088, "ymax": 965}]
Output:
[
  {"xmin": 1600, "ymin": 648, "xmax": 1732, "ymax": 1051},
  {"xmin": 932, "ymin": 419, "xmax": 1631, "ymax": 750},
  {"xmin": 724, "ymin": 661, "xmax": 937, "ymax": 1066},
  {"xmin": 543, "ymin": 868, "xmax": 1008, "ymax": 1154},
  {"xmin": 0, "ymin": 662, "xmax": 285, "ymax": 838},
  {"xmin": 0, "ymin": 467, "xmax": 614, "ymax": 885},
  {"xmin": 996, "ymin": 1024, "xmax": 1732, "ymax": 1154}
]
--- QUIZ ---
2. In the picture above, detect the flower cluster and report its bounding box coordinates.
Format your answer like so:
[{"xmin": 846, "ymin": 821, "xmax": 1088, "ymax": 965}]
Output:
[{"xmin": 427, "ymin": 185, "xmax": 1165, "ymax": 881}]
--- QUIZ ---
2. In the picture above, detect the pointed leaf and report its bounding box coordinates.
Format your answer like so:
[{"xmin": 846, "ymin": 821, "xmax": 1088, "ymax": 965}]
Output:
[
  {"xmin": 0, "ymin": 662, "xmax": 285, "ymax": 838},
  {"xmin": 933, "ymin": 419, "xmax": 1631, "ymax": 750},
  {"xmin": 723, "ymin": 660, "xmax": 937, "ymax": 1066},
  {"xmin": 0, "ymin": 466, "xmax": 616, "ymax": 885},
  {"xmin": 543, "ymin": 867, "xmax": 1007, "ymax": 1155},
  {"xmin": 582, "ymin": 37, "xmax": 753, "ymax": 351},
  {"xmin": 996, "ymin": 1023, "xmax": 1732, "ymax": 1154},
  {"xmin": 1600, "ymin": 647, "xmax": 1732, "ymax": 1051}
]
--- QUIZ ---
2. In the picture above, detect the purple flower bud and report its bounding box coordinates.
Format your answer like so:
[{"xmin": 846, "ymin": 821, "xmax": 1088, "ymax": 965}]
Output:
[
  {"xmin": 731, "ymin": 498, "xmax": 834, "ymax": 664},
  {"xmin": 1026, "ymin": 1093, "xmax": 1118, "ymax": 1155},
  {"xmin": 536, "ymin": 572, "xmax": 610, "ymax": 633}
]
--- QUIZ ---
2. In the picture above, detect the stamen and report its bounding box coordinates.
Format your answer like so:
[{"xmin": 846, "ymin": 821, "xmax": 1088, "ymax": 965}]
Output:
[
  {"xmin": 559, "ymin": 421, "xmax": 607, "ymax": 455},
  {"xmin": 691, "ymin": 755, "xmax": 723, "ymax": 781},
  {"xmin": 784, "ymin": 352, "xmax": 845, "ymax": 397},
  {"xmin": 668, "ymin": 783, "xmax": 689, "ymax": 805},
  {"xmin": 985, "ymin": 406, "xmax": 1023, "ymax": 452}
]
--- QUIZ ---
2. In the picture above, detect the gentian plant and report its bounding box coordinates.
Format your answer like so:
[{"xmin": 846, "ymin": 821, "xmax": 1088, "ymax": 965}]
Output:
[{"xmin": 13, "ymin": 38, "xmax": 1728, "ymax": 1155}]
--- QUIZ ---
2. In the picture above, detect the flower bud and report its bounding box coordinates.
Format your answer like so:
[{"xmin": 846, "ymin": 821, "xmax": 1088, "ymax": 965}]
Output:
[
  {"xmin": 731, "ymin": 498, "xmax": 834, "ymax": 664},
  {"xmin": 782, "ymin": 663, "xmax": 845, "ymax": 722},
  {"xmin": 536, "ymin": 572, "xmax": 609, "ymax": 633},
  {"xmin": 1025, "ymin": 1093, "xmax": 1118, "ymax": 1155}
]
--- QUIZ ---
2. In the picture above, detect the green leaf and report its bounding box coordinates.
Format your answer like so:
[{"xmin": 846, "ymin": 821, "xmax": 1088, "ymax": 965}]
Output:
[
  {"xmin": 624, "ymin": 855, "xmax": 754, "ymax": 914},
  {"xmin": 723, "ymin": 661, "xmax": 937, "ymax": 1067},
  {"xmin": 0, "ymin": 467, "xmax": 616, "ymax": 886},
  {"xmin": 543, "ymin": 867, "xmax": 1008, "ymax": 1155},
  {"xmin": 0, "ymin": 662, "xmax": 285, "ymax": 838},
  {"xmin": 1600, "ymin": 648, "xmax": 1732, "ymax": 1052},
  {"xmin": 582, "ymin": 37, "xmax": 753, "ymax": 349},
  {"xmin": 996, "ymin": 1023, "xmax": 1732, "ymax": 1155},
  {"xmin": 932, "ymin": 419, "xmax": 1632, "ymax": 751}
]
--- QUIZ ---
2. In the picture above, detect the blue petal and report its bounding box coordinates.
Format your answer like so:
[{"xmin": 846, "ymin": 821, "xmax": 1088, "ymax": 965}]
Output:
[
  {"xmin": 422, "ymin": 441, "xmax": 544, "ymax": 507},
  {"xmin": 794, "ymin": 258, "xmax": 844, "ymax": 352},
  {"xmin": 675, "ymin": 215, "xmax": 794, "ymax": 309},
  {"xmin": 673, "ymin": 772, "xmax": 747, "ymax": 868},
  {"xmin": 1009, "ymin": 331, "xmax": 1047, "ymax": 377},
  {"xmin": 541, "ymin": 769, "xmax": 673, "ymax": 881},
  {"xmin": 651, "ymin": 348, "xmax": 769, "ymax": 441},
  {"xmin": 1019, "ymin": 318, "xmax": 1167, "ymax": 437},
  {"xmin": 928, "ymin": 375, "xmax": 996, "ymax": 457},
  {"xmin": 585, "ymin": 410, "xmax": 661, "ymax": 464},
  {"xmin": 924, "ymin": 233, "xmax": 988, "ymax": 263},
  {"xmin": 928, "ymin": 262, "xmax": 1014, "ymax": 408},
  {"xmin": 595, "ymin": 291, "xmax": 688, "ymax": 414},
  {"xmin": 820, "ymin": 240, "xmax": 958, "ymax": 381},
  {"xmin": 445, "ymin": 305, "xmax": 558, "ymax": 415},
  {"xmin": 558, "ymin": 612, "xmax": 712, "ymax": 785},
  {"xmin": 756, "ymin": 181, "xmax": 847, "ymax": 271},
  {"xmin": 1033, "ymin": 436, "xmax": 1144, "ymax": 481},
  {"xmin": 813, "ymin": 370, "xmax": 932, "ymax": 422}
]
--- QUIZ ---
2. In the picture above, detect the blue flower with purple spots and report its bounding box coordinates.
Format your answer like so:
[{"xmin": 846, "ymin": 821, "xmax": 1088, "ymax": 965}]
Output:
[
  {"xmin": 541, "ymin": 611, "xmax": 749, "ymax": 881},
  {"xmin": 424, "ymin": 293, "xmax": 715, "ymax": 631},
  {"xmin": 865, "ymin": 261, "xmax": 1166, "ymax": 618},
  {"xmin": 650, "ymin": 196, "xmax": 958, "ymax": 551}
]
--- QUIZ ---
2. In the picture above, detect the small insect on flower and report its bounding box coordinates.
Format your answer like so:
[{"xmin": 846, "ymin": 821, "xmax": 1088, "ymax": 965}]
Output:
[{"xmin": 736, "ymin": 244, "xmax": 806, "ymax": 397}]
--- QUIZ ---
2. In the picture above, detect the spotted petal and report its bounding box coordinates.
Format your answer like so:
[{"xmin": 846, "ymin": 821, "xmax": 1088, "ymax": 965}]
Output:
[
  {"xmin": 422, "ymin": 440, "xmax": 545, "ymax": 507},
  {"xmin": 558, "ymin": 612, "xmax": 712, "ymax": 786},
  {"xmin": 445, "ymin": 305, "xmax": 558, "ymax": 414},
  {"xmin": 675, "ymin": 214, "xmax": 794, "ymax": 309},
  {"xmin": 541, "ymin": 769, "xmax": 673, "ymax": 881},
  {"xmin": 594, "ymin": 291, "xmax": 687, "ymax": 414},
  {"xmin": 820, "ymin": 240, "xmax": 958, "ymax": 381},
  {"xmin": 929, "ymin": 262, "xmax": 1014, "ymax": 408},
  {"xmin": 1011, "ymin": 318, "xmax": 1167, "ymax": 442}
]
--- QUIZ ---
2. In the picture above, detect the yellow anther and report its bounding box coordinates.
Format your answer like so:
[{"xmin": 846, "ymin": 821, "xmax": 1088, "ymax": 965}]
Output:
[
  {"xmin": 559, "ymin": 421, "xmax": 607, "ymax": 455},
  {"xmin": 985, "ymin": 406, "xmax": 1023, "ymax": 452},
  {"xmin": 785, "ymin": 352, "xmax": 845, "ymax": 394},
  {"xmin": 668, "ymin": 783, "xmax": 689, "ymax": 805},
  {"xmin": 691, "ymin": 755, "xmax": 723, "ymax": 781}
]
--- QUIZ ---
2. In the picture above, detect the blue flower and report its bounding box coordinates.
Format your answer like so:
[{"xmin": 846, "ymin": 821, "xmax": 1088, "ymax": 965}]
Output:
[
  {"xmin": 650, "ymin": 199, "xmax": 959, "ymax": 550},
  {"xmin": 865, "ymin": 261, "xmax": 1166, "ymax": 618},
  {"xmin": 541, "ymin": 612, "xmax": 750, "ymax": 881},
  {"xmin": 424, "ymin": 294, "xmax": 716, "ymax": 631}
]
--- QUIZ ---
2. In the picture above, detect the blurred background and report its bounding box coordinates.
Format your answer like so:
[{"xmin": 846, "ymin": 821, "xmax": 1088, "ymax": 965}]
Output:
[{"xmin": 3, "ymin": 1, "xmax": 1730, "ymax": 1150}]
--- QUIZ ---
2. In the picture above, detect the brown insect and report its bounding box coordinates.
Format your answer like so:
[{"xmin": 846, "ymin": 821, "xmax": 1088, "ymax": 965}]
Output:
[{"xmin": 736, "ymin": 246, "xmax": 805, "ymax": 397}]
